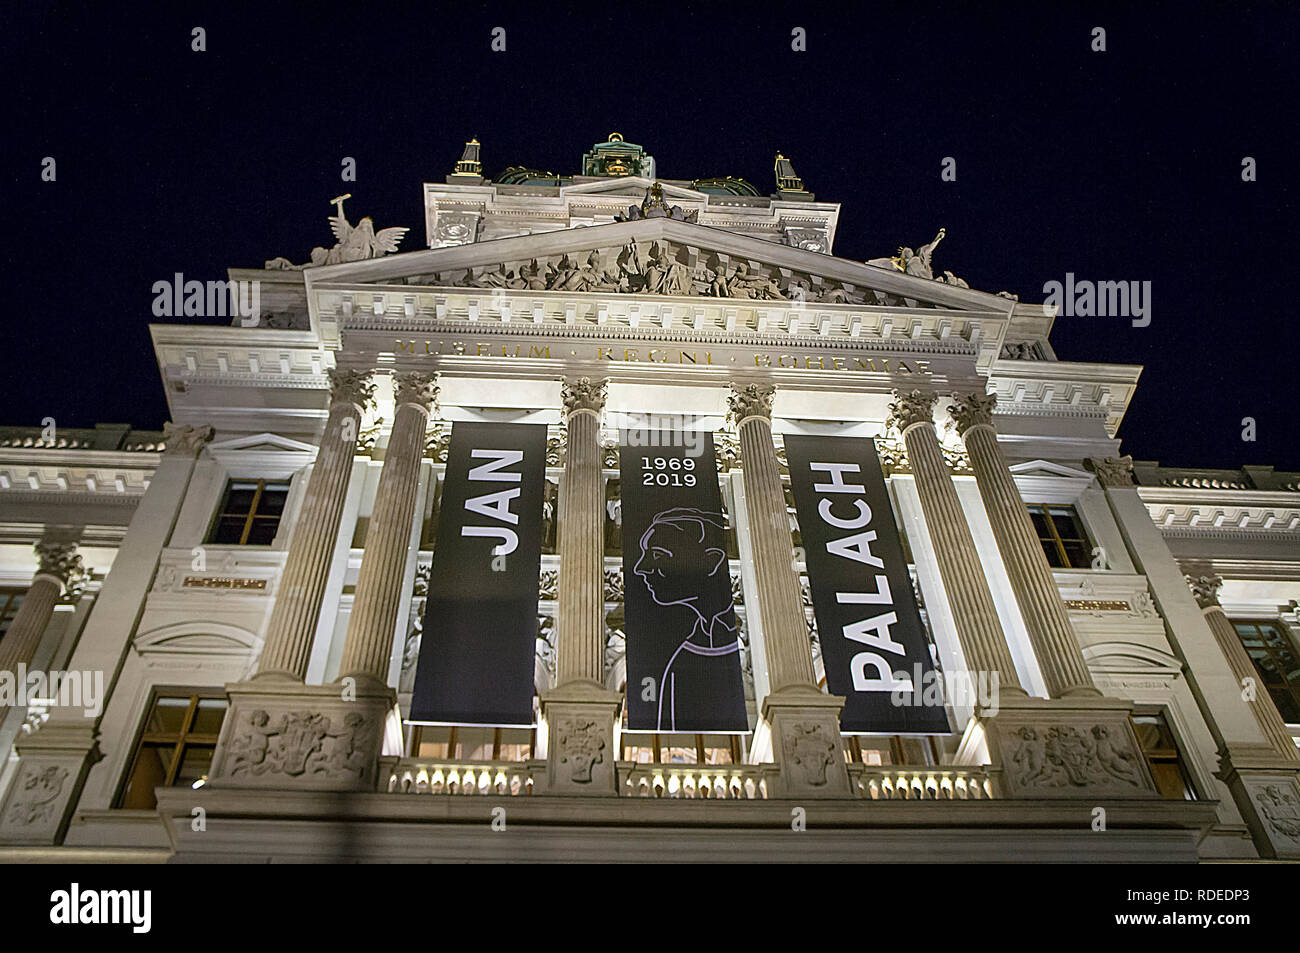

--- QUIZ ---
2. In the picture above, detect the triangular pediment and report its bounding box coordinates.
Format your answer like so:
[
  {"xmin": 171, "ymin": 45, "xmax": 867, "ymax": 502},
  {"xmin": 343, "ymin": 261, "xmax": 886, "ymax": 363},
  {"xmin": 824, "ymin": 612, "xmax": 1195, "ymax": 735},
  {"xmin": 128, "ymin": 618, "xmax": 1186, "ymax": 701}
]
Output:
[
  {"xmin": 208, "ymin": 433, "xmax": 317, "ymax": 454},
  {"xmin": 304, "ymin": 218, "xmax": 1009, "ymax": 313},
  {"xmin": 1008, "ymin": 460, "xmax": 1095, "ymax": 481}
]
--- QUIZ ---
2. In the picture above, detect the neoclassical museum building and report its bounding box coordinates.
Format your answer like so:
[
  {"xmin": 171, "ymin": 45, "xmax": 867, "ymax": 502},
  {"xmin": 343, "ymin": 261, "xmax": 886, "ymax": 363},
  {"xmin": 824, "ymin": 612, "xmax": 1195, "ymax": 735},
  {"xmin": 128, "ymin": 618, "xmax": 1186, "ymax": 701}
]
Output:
[{"xmin": 1, "ymin": 135, "xmax": 1297, "ymax": 862}]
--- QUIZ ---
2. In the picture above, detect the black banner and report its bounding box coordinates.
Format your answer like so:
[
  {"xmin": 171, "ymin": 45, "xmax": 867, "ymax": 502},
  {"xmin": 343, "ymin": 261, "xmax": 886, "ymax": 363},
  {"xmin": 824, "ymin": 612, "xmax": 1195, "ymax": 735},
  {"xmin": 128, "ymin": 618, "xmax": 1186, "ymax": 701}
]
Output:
[
  {"xmin": 619, "ymin": 432, "xmax": 748, "ymax": 732},
  {"xmin": 411, "ymin": 421, "xmax": 548, "ymax": 726},
  {"xmin": 784, "ymin": 434, "xmax": 948, "ymax": 734}
]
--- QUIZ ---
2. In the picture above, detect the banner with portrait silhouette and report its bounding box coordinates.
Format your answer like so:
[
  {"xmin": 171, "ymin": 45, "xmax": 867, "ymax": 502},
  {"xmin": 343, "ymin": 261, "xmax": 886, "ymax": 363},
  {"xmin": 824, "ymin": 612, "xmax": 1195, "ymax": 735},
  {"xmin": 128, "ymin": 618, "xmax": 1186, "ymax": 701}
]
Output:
[
  {"xmin": 619, "ymin": 432, "xmax": 748, "ymax": 732},
  {"xmin": 410, "ymin": 421, "xmax": 548, "ymax": 727},
  {"xmin": 785, "ymin": 434, "xmax": 948, "ymax": 734}
]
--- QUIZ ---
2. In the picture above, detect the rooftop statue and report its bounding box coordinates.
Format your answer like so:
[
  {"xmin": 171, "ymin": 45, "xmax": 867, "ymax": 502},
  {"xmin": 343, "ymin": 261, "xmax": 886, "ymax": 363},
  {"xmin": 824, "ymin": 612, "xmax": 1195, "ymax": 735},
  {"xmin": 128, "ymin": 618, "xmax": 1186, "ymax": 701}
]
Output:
[
  {"xmin": 868, "ymin": 227, "xmax": 969, "ymax": 287},
  {"xmin": 265, "ymin": 194, "xmax": 410, "ymax": 270},
  {"xmin": 617, "ymin": 182, "xmax": 699, "ymax": 223}
]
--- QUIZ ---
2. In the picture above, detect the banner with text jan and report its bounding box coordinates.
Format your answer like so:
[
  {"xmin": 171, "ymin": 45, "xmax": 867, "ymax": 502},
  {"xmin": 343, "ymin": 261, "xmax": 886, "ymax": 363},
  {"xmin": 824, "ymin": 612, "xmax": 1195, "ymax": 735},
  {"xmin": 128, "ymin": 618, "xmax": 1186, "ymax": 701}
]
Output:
[
  {"xmin": 410, "ymin": 421, "xmax": 548, "ymax": 727},
  {"xmin": 619, "ymin": 432, "xmax": 748, "ymax": 733},
  {"xmin": 784, "ymin": 434, "xmax": 948, "ymax": 734}
]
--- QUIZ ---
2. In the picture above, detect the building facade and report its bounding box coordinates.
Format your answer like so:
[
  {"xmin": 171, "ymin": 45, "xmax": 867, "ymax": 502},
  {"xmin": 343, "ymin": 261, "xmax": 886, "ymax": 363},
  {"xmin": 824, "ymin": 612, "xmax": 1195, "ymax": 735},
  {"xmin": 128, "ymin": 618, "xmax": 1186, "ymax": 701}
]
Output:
[{"xmin": 1, "ymin": 136, "xmax": 1297, "ymax": 862}]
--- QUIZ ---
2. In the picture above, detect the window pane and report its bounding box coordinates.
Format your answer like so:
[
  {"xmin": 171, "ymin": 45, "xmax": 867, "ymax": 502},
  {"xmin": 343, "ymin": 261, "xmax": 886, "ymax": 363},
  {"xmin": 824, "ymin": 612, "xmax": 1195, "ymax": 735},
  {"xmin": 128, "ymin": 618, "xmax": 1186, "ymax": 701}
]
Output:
[
  {"xmin": 211, "ymin": 516, "xmax": 249, "ymax": 545},
  {"xmin": 1040, "ymin": 539, "xmax": 1063, "ymax": 568},
  {"xmin": 245, "ymin": 518, "xmax": 279, "ymax": 546},
  {"xmin": 120, "ymin": 743, "xmax": 175, "ymax": 809},
  {"xmin": 1049, "ymin": 508, "xmax": 1083, "ymax": 539},
  {"xmin": 189, "ymin": 698, "xmax": 228, "ymax": 736},
  {"xmin": 174, "ymin": 745, "xmax": 215, "ymax": 789},
  {"xmin": 1029, "ymin": 509, "xmax": 1052, "ymax": 538},
  {"xmin": 223, "ymin": 486, "xmax": 259, "ymax": 513},
  {"xmin": 145, "ymin": 697, "xmax": 192, "ymax": 736},
  {"xmin": 256, "ymin": 488, "xmax": 289, "ymax": 516},
  {"xmin": 1061, "ymin": 540, "xmax": 1092, "ymax": 569}
]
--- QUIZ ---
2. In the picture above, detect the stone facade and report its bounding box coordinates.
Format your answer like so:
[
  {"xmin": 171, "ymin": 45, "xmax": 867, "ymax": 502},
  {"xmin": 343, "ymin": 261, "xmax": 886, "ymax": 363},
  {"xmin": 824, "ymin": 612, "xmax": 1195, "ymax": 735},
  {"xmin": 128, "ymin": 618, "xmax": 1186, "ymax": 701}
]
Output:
[{"xmin": 0, "ymin": 136, "xmax": 1294, "ymax": 862}]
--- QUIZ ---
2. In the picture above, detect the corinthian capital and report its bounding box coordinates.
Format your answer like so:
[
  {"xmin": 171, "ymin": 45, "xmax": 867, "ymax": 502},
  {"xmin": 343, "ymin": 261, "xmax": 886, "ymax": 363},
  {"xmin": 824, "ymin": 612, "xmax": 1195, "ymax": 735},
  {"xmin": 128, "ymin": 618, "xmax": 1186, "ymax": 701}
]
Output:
[
  {"xmin": 1087, "ymin": 456, "xmax": 1135, "ymax": 488},
  {"xmin": 162, "ymin": 423, "xmax": 214, "ymax": 458},
  {"xmin": 948, "ymin": 392, "xmax": 998, "ymax": 436},
  {"xmin": 727, "ymin": 382, "xmax": 776, "ymax": 425},
  {"xmin": 1186, "ymin": 574, "xmax": 1223, "ymax": 609},
  {"xmin": 887, "ymin": 390, "xmax": 938, "ymax": 432},
  {"xmin": 393, "ymin": 372, "xmax": 438, "ymax": 412},
  {"xmin": 561, "ymin": 377, "xmax": 608, "ymax": 416},
  {"xmin": 328, "ymin": 368, "xmax": 376, "ymax": 411},
  {"xmin": 35, "ymin": 541, "xmax": 86, "ymax": 593}
]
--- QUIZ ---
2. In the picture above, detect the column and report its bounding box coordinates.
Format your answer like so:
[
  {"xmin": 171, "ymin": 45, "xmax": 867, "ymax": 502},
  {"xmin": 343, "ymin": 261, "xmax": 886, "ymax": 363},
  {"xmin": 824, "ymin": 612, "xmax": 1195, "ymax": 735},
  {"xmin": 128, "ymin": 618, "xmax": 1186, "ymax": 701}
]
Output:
[
  {"xmin": 0, "ymin": 542, "xmax": 85, "ymax": 679},
  {"xmin": 727, "ymin": 383, "xmax": 816, "ymax": 691},
  {"xmin": 948, "ymin": 392, "xmax": 1097, "ymax": 697},
  {"xmin": 337, "ymin": 372, "xmax": 436, "ymax": 688},
  {"xmin": 255, "ymin": 369, "xmax": 374, "ymax": 681},
  {"xmin": 728, "ymin": 383, "xmax": 848, "ymax": 796},
  {"xmin": 1188, "ymin": 575, "xmax": 1299, "ymax": 762},
  {"xmin": 554, "ymin": 377, "xmax": 608, "ymax": 687},
  {"xmin": 543, "ymin": 377, "xmax": 622, "ymax": 795},
  {"xmin": 889, "ymin": 390, "xmax": 1023, "ymax": 694}
]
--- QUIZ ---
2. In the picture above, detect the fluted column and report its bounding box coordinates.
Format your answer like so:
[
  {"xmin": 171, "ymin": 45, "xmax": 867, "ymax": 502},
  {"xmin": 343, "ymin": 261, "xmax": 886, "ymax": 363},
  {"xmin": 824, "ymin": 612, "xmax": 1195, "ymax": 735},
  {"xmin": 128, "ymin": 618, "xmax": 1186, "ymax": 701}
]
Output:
[
  {"xmin": 255, "ymin": 369, "xmax": 375, "ymax": 680},
  {"xmin": 889, "ymin": 390, "xmax": 1023, "ymax": 694},
  {"xmin": 555, "ymin": 377, "xmax": 607, "ymax": 687},
  {"xmin": 728, "ymin": 383, "xmax": 817, "ymax": 691},
  {"xmin": 337, "ymin": 372, "xmax": 436, "ymax": 686},
  {"xmin": 1189, "ymin": 575, "xmax": 1299, "ymax": 762},
  {"xmin": 0, "ymin": 542, "xmax": 85, "ymax": 678},
  {"xmin": 949, "ymin": 393, "xmax": 1097, "ymax": 697}
]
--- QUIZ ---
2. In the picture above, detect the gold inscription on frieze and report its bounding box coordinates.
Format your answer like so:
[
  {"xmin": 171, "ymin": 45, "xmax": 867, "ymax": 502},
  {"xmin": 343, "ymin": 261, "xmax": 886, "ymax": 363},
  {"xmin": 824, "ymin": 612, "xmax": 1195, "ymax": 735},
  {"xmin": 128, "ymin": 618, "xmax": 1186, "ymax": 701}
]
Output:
[
  {"xmin": 1063, "ymin": 599, "xmax": 1130, "ymax": 612},
  {"xmin": 394, "ymin": 340, "xmax": 934, "ymax": 374},
  {"xmin": 182, "ymin": 577, "xmax": 268, "ymax": 591}
]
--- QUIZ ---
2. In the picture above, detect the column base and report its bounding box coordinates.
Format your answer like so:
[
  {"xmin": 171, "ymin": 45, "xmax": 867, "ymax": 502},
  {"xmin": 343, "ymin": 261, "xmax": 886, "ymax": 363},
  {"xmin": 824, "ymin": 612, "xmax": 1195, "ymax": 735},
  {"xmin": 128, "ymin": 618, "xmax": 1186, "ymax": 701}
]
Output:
[
  {"xmin": 762, "ymin": 685, "xmax": 851, "ymax": 798},
  {"xmin": 979, "ymin": 696, "xmax": 1161, "ymax": 799},
  {"xmin": 207, "ymin": 679, "xmax": 396, "ymax": 793},
  {"xmin": 1216, "ymin": 745, "xmax": 1300, "ymax": 859},
  {"xmin": 0, "ymin": 723, "xmax": 99, "ymax": 845},
  {"xmin": 540, "ymin": 681, "xmax": 623, "ymax": 796}
]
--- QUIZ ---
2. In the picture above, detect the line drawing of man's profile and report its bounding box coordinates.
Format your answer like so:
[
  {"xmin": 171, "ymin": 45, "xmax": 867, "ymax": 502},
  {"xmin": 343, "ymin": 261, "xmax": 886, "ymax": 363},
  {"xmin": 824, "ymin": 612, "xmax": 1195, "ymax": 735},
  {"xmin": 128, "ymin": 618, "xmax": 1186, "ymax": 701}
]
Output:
[{"xmin": 631, "ymin": 506, "xmax": 743, "ymax": 731}]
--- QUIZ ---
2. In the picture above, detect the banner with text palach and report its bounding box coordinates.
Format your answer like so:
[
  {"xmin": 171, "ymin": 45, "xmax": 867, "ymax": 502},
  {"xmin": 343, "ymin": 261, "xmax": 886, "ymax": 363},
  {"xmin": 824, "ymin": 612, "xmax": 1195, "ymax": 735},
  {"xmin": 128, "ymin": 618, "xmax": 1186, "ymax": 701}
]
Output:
[
  {"xmin": 619, "ymin": 432, "xmax": 748, "ymax": 733},
  {"xmin": 410, "ymin": 421, "xmax": 547, "ymax": 727},
  {"xmin": 784, "ymin": 434, "xmax": 948, "ymax": 733}
]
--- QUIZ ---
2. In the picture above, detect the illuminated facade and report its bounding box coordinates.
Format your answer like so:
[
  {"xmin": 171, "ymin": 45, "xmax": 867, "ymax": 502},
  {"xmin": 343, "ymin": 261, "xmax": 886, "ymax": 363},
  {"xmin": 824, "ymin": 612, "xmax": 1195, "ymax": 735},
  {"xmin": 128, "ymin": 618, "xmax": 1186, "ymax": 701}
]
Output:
[{"xmin": 1, "ymin": 136, "xmax": 1298, "ymax": 862}]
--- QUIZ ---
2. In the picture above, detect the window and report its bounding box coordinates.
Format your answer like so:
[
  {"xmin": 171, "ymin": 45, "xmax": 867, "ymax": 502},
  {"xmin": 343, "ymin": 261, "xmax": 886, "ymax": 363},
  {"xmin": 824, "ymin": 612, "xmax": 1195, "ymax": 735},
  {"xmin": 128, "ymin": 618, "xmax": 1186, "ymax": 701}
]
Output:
[
  {"xmin": 1026, "ymin": 503, "xmax": 1093, "ymax": 569},
  {"xmin": 1231, "ymin": 620, "xmax": 1300, "ymax": 724},
  {"xmin": 0, "ymin": 588, "xmax": 24, "ymax": 645},
  {"xmin": 1132, "ymin": 710, "xmax": 1196, "ymax": 799},
  {"xmin": 406, "ymin": 725, "xmax": 536, "ymax": 762},
  {"xmin": 208, "ymin": 478, "xmax": 291, "ymax": 545},
  {"xmin": 621, "ymin": 733, "xmax": 744, "ymax": 765},
  {"xmin": 116, "ymin": 690, "xmax": 228, "ymax": 809}
]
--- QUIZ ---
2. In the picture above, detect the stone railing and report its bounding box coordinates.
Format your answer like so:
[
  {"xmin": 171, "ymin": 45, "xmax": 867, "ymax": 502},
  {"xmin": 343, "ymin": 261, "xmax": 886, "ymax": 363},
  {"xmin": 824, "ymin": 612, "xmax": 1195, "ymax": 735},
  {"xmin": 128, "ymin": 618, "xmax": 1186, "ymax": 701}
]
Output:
[
  {"xmin": 385, "ymin": 759, "xmax": 542, "ymax": 796},
  {"xmin": 618, "ymin": 762, "xmax": 780, "ymax": 799},
  {"xmin": 383, "ymin": 757, "xmax": 995, "ymax": 800},
  {"xmin": 848, "ymin": 764, "xmax": 996, "ymax": 800}
]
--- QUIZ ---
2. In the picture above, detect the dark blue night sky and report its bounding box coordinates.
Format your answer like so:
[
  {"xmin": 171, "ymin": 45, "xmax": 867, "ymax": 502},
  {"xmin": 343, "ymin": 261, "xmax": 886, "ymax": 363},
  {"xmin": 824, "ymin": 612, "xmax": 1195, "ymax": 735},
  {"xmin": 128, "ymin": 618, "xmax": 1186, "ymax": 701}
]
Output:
[{"xmin": 6, "ymin": 1, "xmax": 1296, "ymax": 470}]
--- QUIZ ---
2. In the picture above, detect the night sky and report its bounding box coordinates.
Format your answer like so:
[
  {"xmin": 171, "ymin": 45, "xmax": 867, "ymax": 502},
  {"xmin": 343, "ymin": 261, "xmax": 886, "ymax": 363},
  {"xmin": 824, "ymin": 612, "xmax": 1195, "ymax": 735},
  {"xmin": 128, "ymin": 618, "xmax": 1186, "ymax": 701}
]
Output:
[{"xmin": 6, "ymin": 2, "xmax": 1297, "ymax": 471}]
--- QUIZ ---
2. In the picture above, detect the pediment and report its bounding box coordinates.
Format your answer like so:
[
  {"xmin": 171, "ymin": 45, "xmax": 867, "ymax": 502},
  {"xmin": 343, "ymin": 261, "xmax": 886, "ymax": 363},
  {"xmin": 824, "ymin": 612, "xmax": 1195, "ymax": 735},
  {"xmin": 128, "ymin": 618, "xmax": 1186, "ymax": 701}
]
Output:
[
  {"xmin": 208, "ymin": 433, "xmax": 318, "ymax": 454},
  {"xmin": 134, "ymin": 621, "xmax": 262, "ymax": 658},
  {"xmin": 304, "ymin": 217, "xmax": 1010, "ymax": 314},
  {"xmin": 1008, "ymin": 460, "xmax": 1095, "ymax": 481}
]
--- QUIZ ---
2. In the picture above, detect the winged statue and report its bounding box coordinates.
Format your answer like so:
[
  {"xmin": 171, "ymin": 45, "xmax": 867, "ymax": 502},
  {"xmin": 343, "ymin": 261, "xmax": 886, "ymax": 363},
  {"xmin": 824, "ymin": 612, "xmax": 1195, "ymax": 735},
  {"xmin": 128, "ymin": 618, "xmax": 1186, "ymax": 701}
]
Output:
[{"xmin": 265, "ymin": 194, "xmax": 410, "ymax": 270}]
